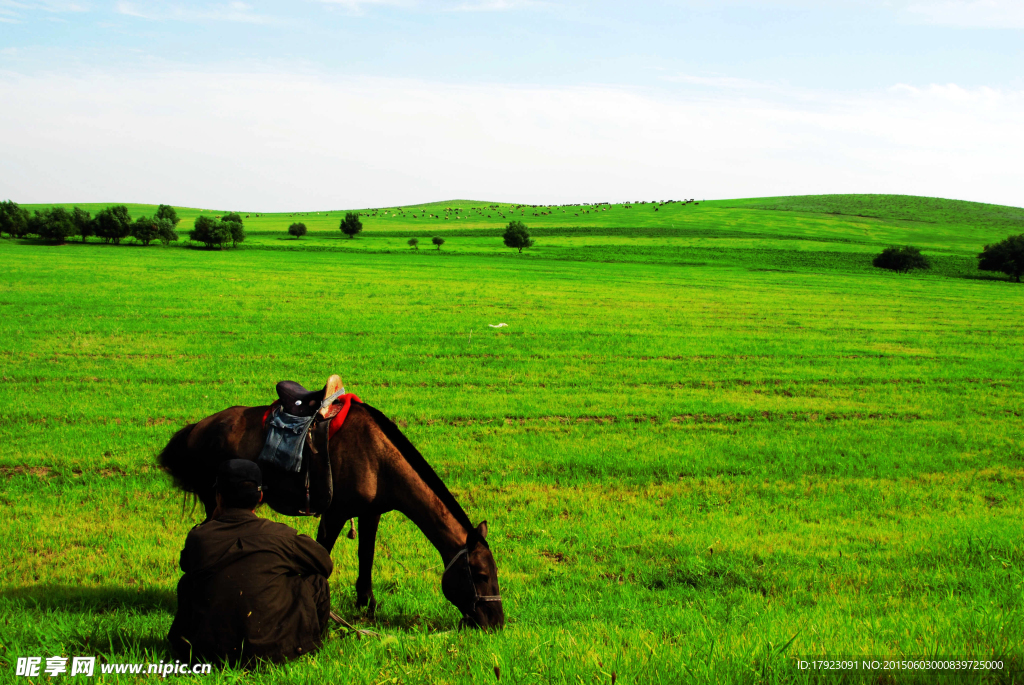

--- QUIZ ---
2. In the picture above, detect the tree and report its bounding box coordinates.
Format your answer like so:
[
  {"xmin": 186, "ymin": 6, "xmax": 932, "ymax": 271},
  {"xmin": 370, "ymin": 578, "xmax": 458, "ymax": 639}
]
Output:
[
  {"xmin": 0, "ymin": 200, "xmax": 29, "ymax": 238},
  {"xmin": 35, "ymin": 207, "xmax": 76, "ymax": 243},
  {"xmin": 190, "ymin": 215, "xmax": 231, "ymax": 248},
  {"xmin": 408, "ymin": 237, "xmax": 419, "ymax": 250},
  {"xmin": 222, "ymin": 212, "xmax": 243, "ymax": 224},
  {"xmin": 978, "ymin": 234, "xmax": 1024, "ymax": 282},
  {"xmin": 288, "ymin": 222, "xmax": 307, "ymax": 238},
  {"xmin": 432, "ymin": 236, "xmax": 445, "ymax": 251},
  {"xmin": 72, "ymin": 207, "xmax": 94, "ymax": 242},
  {"xmin": 132, "ymin": 215, "xmax": 161, "ymax": 246},
  {"xmin": 872, "ymin": 245, "xmax": 930, "ymax": 273},
  {"xmin": 340, "ymin": 211, "xmax": 362, "ymax": 239},
  {"xmin": 503, "ymin": 220, "xmax": 534, "ymax": 253},
  {"xmin": 94, "ymin": 205, "xmax": 132, "ymax": 244},
  {"xmin": 226, "ymin": 220, "xmax": 245, "ymax": 247},
  {"xmin": 155, "ymin": 204, "xmax": 180, "ymax": 226},
  {"xmin": 156, "ymin": 218, "xmax": 179, "ymax": 245},
  {"xmin": 26, "ymin": 211, "xmax": 45, "ymax": 237}
]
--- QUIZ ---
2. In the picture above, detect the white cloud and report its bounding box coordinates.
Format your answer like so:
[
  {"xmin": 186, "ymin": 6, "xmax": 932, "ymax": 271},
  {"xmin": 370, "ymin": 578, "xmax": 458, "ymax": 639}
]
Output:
[
  {"xmin": 307, "ymin": 0, "xmax": 545, "ymax": 11},
  {"xmin": 445, "ymin": 0, "xmax": 550, "ymax": 12},
  {"xmin": 0, "ymin": 0, "xmax": 88, "ymax": 9},
  {"xmin": 904, "ymin": 0, "xmax": 1024, "ymax": 28},
  {"xmin": 115, "ymin": 1, "xmax": 275, "ymax": 24},
  {"xmin": 662, "ymin": 73, "xmax": 781, "ymax": 93},
  {"xmin": 0, "ymin": 0, "xmax": 88, "ymax": 21},
  {"xmin": 0, "ymin": 68, "xmax": 1021, "ymax": 210},
  {"xmin": 306, "ymin": 0, "xmax": 422, "ymax": 14}
]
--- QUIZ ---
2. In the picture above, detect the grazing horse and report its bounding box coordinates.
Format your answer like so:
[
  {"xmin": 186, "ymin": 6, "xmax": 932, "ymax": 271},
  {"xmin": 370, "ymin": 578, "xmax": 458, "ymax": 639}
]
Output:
[{"xmin": 157, "ymin": 399, "xmax": 504, "ymax": 630}]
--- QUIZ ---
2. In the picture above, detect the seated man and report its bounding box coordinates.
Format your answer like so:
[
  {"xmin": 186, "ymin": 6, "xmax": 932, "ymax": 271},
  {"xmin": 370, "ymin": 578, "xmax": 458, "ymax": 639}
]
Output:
[{"xmin": 168, "ymin": 460, "xmax": 333, "ymax": 666}]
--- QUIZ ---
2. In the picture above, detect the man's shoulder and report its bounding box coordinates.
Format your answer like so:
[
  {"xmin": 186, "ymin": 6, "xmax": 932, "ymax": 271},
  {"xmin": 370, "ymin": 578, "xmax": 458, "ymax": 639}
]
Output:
[
  {"xmin": 186, "ymin": 511, "xmax": 297, "ymax": 540},
  {"xmin": 250, "ymin": 517, "xmax": 301, "ymax": 539}
]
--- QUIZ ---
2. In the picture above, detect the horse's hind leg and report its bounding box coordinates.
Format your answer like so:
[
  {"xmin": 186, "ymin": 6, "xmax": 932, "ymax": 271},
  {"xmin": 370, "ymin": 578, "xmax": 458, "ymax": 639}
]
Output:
[{"xmin": 355, "ymin": 513, "xmax": 380, "ymax": 615}]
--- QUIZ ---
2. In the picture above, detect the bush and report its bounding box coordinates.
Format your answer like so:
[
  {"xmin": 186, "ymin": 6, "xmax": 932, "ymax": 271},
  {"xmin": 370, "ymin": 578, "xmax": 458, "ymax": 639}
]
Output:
[
  {"xmin": 408, "ymin": 238, "xmax": 419, "ymax": 250},
  {"xmin": 288, "ymin": 222, "xmax": 307, "ymax": 238},
  {"xmin": 432, "ymin": 236, "xmax": 445, "ymax": 251},
  {"xmin": 72, "ymin": 207, "xmax": 94, "ymax": 242},
  {"xmin": 132, "ymin": 216, "xmax": 161, "ymax": 246},
  {"xmin": 503, "ymin": 220, "xmax": 534, "ymax": 253},
  {"xmin": 872, "ymin": 246, "xmax": 930, "ymax": 273},
  {"xmin": 35, "ymin": 206, "xmax": 76, "ymax": 243},
  {"xmin": 978, "ymin": 234, "xmax": 1024, "ymax": 282},
  {"xmin": 0, "ymin": 200, "xmax": 30, "ymax": 238},
  {"xmin": 94, "ymin": 205, "xmax": 132, "ymax": 244},
  {"xmin": 340, "ymin": 212, "xmax": 362, "ymax": 239},
  {"xmin": 190, "ymin": 215, "xmax": 232, "ymax": 248},
  {"xmin": 155, "ymin": 204, "xmax": 180, "ymax": 226}
]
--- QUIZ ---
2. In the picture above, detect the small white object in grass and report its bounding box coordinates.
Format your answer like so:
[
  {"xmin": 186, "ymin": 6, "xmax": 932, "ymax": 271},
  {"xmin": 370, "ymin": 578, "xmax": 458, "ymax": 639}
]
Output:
[{"xmin": 488, "ymin": 323, "xmax": 508, "ymax": 328}]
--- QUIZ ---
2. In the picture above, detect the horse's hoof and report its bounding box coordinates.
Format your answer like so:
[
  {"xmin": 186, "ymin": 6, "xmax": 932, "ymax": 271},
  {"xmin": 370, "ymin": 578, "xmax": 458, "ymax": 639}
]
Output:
[{"xmin": 356, "ymin": 593, "xmax": 377, "ymax": 616}]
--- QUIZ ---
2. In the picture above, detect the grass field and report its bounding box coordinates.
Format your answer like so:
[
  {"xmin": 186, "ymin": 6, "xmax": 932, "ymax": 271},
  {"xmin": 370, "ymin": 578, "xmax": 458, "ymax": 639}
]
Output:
[{"xmin": 2, "ymin": 194, "xmax": 1023, "ymax": 683}]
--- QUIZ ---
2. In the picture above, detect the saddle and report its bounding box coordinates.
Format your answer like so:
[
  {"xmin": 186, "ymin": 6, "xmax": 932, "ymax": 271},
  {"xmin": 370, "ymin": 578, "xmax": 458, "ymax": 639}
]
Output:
[
  {"xmin": 275, "ymin": 375, "xmax": 342, "ymax": 418},
  {"xmin": 258, "ymin": 374, "xmax": 360, "ymax": 517}
]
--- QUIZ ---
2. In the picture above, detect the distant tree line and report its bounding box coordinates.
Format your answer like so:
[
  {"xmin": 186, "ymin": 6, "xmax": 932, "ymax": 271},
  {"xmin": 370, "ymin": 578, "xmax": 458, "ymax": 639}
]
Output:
[
  {"xmin": 0, "ymin": 200, "xmax": 246, "ymax": 249},
  {"xmin": 0, "ymin": 201, "xmax": 181, "ymax": 245}
]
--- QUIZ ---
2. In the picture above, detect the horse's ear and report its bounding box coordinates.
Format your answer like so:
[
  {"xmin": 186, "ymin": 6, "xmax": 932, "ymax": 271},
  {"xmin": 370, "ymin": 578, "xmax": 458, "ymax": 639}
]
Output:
[{"xmin": 476, "ymin": 521, "xmax": 488, "ymax": 540}]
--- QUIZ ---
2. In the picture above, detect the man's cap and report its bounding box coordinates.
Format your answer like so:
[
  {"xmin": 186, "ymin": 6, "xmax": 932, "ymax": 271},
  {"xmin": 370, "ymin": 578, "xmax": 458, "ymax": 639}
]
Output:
[{"xmin": 215, "ymin": 459, "xmax": 263, "ymax": 495}]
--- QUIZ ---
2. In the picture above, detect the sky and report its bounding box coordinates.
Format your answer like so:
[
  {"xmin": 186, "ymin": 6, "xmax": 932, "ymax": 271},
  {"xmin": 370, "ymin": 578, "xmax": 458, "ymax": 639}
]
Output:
[{"xmin": 0, "ymin": 0, "xmax": 1022, "ymax": 210}]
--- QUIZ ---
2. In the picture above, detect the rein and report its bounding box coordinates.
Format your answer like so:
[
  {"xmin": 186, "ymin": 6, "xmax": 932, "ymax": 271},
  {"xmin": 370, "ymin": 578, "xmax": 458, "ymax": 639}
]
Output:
[{"xmin": 442, "ymin": 547, "xmax": 502, "ymax": 620}]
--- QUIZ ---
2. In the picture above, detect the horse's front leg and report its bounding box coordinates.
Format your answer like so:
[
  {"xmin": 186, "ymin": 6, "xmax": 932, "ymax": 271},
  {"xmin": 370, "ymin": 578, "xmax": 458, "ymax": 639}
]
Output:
[
  {"xmin": 316, "ymin": 504, "xmax": 351, "ymax": 553},
  {"xmin": 355, "ymin": 513, "xmax": 380, "ymax": 615}
]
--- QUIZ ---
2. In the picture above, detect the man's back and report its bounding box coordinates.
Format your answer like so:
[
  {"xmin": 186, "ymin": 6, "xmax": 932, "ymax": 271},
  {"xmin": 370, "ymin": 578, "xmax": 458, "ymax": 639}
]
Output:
[{"xmin": 169, "ymin": 508, "xmax": 333, "ymax": 665}]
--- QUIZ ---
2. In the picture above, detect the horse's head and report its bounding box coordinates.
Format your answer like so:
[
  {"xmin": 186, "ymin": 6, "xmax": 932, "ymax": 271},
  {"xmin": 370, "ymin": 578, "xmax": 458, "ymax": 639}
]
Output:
[{"xmin": 441, "ymin": 521, "xmax": 505, "ymax": 630}]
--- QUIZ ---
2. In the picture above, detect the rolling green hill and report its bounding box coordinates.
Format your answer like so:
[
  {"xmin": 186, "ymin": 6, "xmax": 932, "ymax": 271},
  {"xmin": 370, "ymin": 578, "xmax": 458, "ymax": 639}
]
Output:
[
  {"xmin": 714, "ymin": 193, "xmax": 1024, "ymax": 230},
  {"xmin": 22, "ymin": 194, "xmax": 1023, "ymax": 252},
  {"xmin": 16, "ymin": 194, "xmax": 1023, "ymax": 280}
]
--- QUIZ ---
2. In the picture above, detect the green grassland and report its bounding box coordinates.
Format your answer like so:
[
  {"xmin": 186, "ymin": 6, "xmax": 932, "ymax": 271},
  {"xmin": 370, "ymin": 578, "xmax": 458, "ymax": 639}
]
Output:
[{"xmin": 2, "ymin": 194, "xmax": 1023, "ymax": 683}]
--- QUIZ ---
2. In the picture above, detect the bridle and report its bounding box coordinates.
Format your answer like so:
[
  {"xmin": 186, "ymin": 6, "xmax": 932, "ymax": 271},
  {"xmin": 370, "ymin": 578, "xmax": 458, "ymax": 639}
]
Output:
[{"xmin": 441, "ymin": 547, "xmax": 502, "ymax": 620}]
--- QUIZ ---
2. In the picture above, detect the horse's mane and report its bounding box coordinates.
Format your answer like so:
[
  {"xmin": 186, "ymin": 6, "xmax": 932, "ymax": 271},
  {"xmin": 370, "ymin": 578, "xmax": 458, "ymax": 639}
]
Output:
[{"xmin": 359, "ymin": 402, "xmax": 476, "ymax": 534}]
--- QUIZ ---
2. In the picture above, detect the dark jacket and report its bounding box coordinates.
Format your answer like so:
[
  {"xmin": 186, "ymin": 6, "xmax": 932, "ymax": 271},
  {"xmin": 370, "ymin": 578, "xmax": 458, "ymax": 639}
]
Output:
[{"xmin": 168, "ymin": 508, "xmax": 333, "ymax": 665}]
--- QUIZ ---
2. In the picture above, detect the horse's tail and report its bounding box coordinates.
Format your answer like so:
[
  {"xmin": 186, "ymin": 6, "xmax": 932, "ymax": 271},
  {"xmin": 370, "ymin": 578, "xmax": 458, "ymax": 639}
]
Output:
[{"xmin": 158, "ymin": 423, "xmax": 200, "ymax": 494}]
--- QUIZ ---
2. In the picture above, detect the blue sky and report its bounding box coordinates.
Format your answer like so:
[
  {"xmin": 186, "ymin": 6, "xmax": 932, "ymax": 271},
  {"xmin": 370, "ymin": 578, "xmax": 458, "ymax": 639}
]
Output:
[{"xmin": 1, "ymin": 1, "xmax": 1022, "ymax": 210}]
